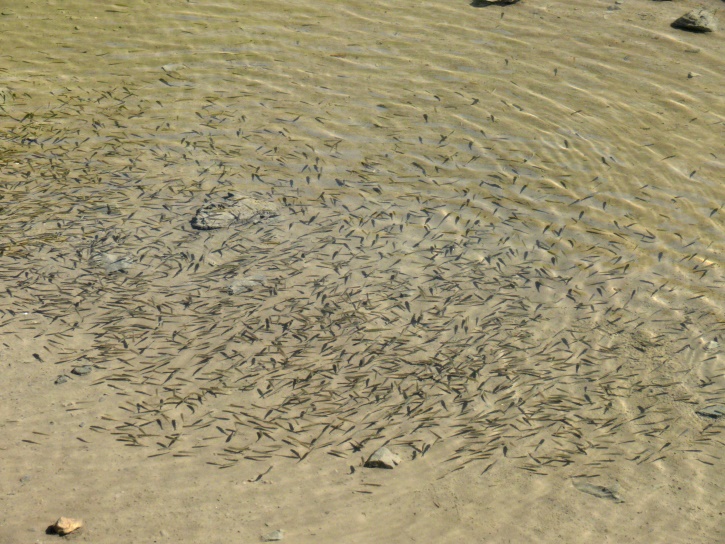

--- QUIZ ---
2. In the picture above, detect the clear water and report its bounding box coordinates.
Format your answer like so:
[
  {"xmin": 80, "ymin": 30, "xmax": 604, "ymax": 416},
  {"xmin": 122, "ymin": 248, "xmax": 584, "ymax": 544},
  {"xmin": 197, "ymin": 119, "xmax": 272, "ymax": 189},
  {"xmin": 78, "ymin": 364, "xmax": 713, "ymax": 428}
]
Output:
[{"xmin": 1, "ymin": 1, "xmax": 723, "ymax": 542}]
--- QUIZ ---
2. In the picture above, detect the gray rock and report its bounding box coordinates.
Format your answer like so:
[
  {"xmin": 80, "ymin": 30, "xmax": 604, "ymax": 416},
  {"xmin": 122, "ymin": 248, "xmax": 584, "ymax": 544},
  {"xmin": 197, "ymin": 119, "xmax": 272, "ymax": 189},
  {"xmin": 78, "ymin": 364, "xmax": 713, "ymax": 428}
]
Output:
[
  {"xmin": 364, "ymin": 446, "xmax": 401, "ymax": 469},
  {"xmin": 261, "ymin": 529, "xmax": 284, "ymax": 542},
  {"xmin": 71, "ymin": 365, "xmax": 92, "ymax": 376},
  {"xmin": 696, "ymin": 405, "xmax": 725, "ymax": 419},
  {"xmin": 672, "ymin": 8, "xmax": 717, "ymax": 32},
  {"xmin": 191, "ymin": 194, "xmax": 278, "ymax": 230},
  {"xmin": 55, "ymin": 375, "xmax": 69, "ymax": 385}
]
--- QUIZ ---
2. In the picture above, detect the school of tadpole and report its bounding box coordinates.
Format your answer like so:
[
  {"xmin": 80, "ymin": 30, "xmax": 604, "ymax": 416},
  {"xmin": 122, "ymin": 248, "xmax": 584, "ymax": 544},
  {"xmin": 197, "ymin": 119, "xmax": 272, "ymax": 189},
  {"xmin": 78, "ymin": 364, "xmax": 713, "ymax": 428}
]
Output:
[{"xmin": 1, "ymin": 85, "xmax": 723, "ymax": 480}]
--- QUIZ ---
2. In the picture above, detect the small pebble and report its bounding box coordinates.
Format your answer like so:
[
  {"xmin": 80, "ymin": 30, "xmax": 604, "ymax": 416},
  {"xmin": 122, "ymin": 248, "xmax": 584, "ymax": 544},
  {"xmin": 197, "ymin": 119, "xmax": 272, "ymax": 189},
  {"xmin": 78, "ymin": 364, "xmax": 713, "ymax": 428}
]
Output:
[
  {"xmin": 71, "ymin": 365, "xmax": 92, "ymax": 376},
  {"xmin": 55, "ymin": 375, "xmax": 69, "ymax": 385}
]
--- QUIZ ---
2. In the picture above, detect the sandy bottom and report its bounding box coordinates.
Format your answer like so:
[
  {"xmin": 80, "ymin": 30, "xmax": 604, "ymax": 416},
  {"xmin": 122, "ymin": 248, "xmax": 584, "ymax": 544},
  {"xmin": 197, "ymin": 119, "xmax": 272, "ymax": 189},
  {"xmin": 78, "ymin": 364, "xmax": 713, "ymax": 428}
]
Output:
[{"xmin": 2, "ymin": 354, "xmax": 722, "ymax": 543}]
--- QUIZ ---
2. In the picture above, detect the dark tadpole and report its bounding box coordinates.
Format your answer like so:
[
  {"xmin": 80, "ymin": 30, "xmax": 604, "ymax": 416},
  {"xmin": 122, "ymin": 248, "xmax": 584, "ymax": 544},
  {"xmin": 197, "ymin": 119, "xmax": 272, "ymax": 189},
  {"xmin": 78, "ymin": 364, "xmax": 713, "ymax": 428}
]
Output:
[{"xmin": 471, "ymin": 0, "xmax": 520, "ymax": 6}]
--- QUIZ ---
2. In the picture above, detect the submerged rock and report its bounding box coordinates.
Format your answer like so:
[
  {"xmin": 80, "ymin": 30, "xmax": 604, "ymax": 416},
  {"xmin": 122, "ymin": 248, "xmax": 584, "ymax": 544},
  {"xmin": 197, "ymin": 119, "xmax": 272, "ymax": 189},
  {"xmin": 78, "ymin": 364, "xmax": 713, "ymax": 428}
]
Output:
[
  {"xmin": 71, "ymin": 365, "xmax": 92, "ymax": 376},
  {"xmin": 572, "ymin": 479, "xmax": 624, "ymax": 503},
  {"xmin": 191, "ymin": 194, "xmax": 278, "ymax": 230},
  {"xmin": 91, "ymin": 253, "xmax": 133, "ymax": 273},
  {"xmin": 672, "ymin": 9, "xmax": 717, "ymax": 32},
  {"xmin": 364, "ymin": 446, "xmax": 401, "ymax": 469},
  {"xmin": 227, "ymin": 275, "xmax": 267, "ymax": 295},
  {"xmin": 262, "ymin": 529, "xmax": 284, "ymax": 542},
  {"xmin": 49, "ymin": 517, "xmax": 83, "ymax": 536},
  {"xmin": 161, "ymin": 63, "xmax": 187, "ymax": 72}
]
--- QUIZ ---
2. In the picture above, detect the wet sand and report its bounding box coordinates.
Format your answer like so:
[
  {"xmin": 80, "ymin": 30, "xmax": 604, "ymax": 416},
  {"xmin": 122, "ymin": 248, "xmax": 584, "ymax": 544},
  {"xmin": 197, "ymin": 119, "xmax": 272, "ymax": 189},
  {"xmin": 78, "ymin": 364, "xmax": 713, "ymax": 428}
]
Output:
[{"xmin": 1, "ymin": 0, "xmax": 724, "ymax": 542}]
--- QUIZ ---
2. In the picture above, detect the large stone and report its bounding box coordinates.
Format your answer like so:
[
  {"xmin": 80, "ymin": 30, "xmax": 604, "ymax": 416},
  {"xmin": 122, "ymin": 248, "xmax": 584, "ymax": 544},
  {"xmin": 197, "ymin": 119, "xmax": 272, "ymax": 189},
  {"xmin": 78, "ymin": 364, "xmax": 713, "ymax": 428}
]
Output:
[
  {"xmin": 672, "ymin": 9, "xmax": 717, "ymax": 32},
  {"xmin": 364, "ymin": 446, "xmax": 401, "ymax": 469}
]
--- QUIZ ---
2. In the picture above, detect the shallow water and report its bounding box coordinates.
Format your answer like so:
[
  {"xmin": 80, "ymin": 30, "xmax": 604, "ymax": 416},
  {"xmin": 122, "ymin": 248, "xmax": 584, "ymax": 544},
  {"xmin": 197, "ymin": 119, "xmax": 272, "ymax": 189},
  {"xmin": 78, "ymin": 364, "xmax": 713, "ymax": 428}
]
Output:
[{"xmin": 1, "ymin": 1, "xmax": 723, "ymax": 542}]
